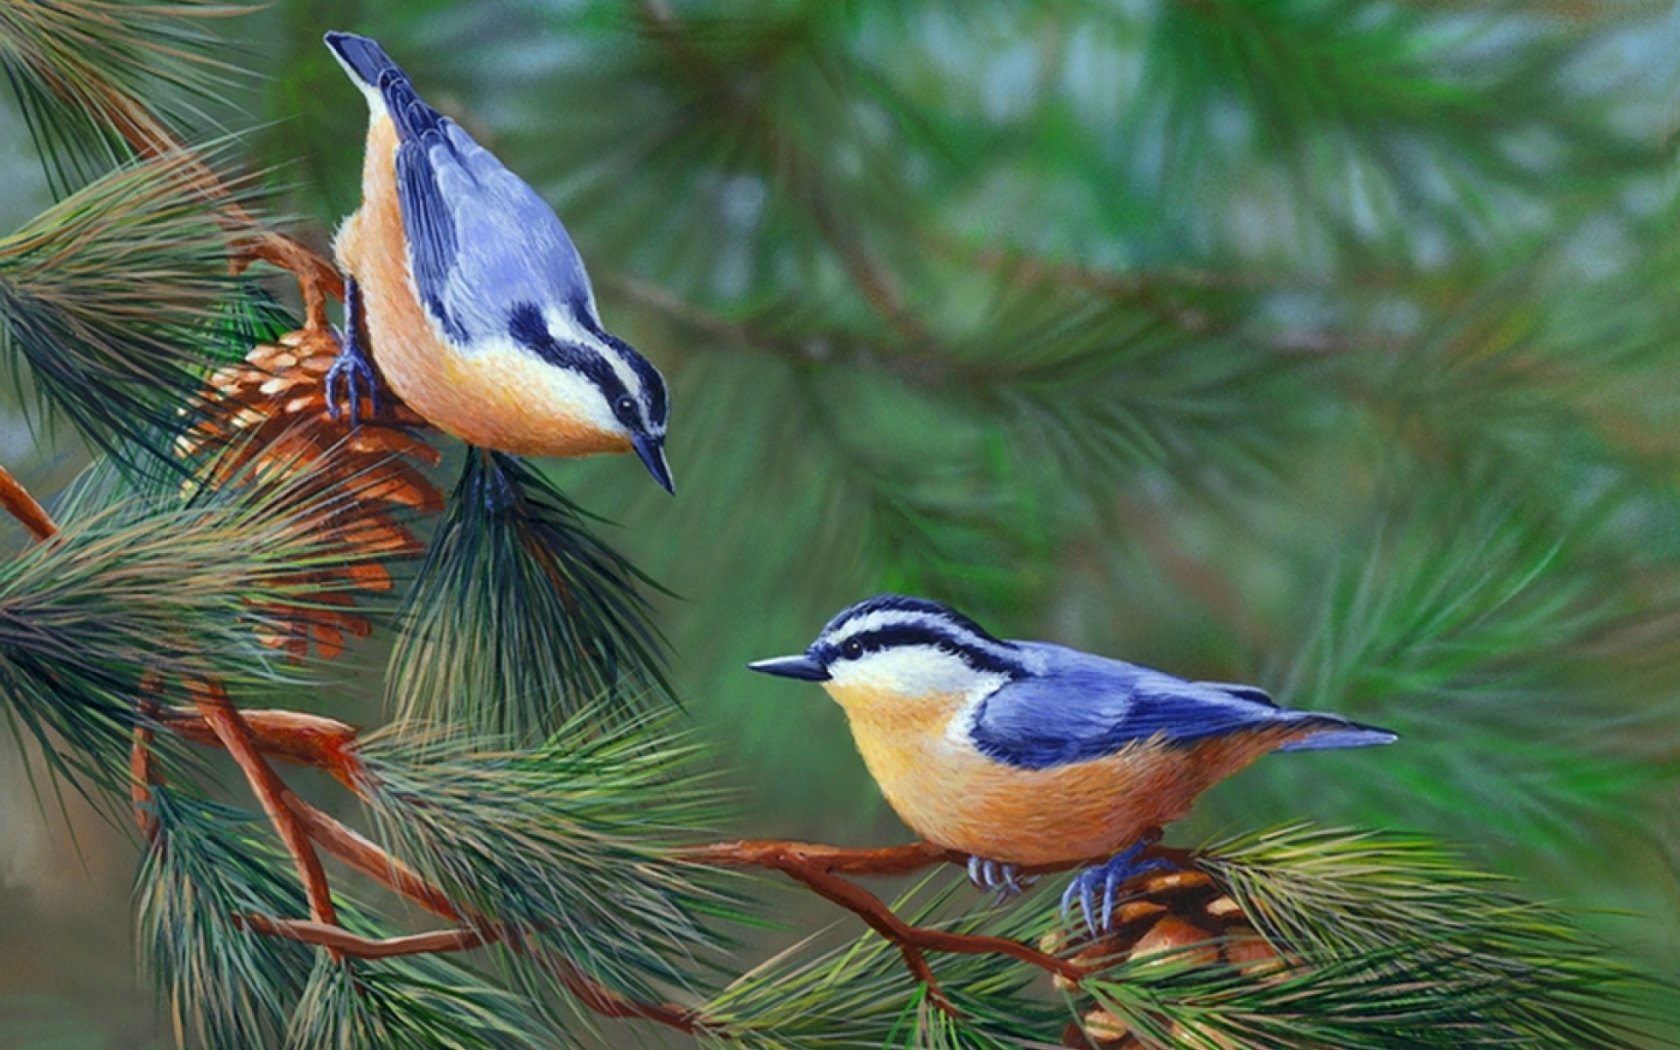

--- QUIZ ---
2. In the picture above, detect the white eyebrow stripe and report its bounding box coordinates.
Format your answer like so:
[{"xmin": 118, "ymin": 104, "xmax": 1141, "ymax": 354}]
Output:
[
  {"xmin": 824, "ymin": 609, "xmax": 1008, "ymax": 657},
  {"xmin": 541, "ymin": 306, "xmax": 643, "ymax": 400}
]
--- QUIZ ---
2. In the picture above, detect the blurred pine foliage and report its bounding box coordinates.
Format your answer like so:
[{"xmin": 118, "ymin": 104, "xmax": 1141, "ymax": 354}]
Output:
[
  {"xmin": 0, "ymin": 0, "xmax": 1676, "ymax": 1046},
  {"xmin": 254, "ymin": 0, "xmax": 1680, "ymax": 901}
]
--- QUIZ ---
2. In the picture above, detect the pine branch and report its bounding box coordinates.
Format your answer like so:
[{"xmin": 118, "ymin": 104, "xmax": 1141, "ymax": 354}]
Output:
[
  {"xmin": 236, "ymin": 916, "xmax": 489, "ymax": 961},
  {"xmin": 0, "ymin": 1, "xmax": 342, "ymax": 328},
  {"xmin": 148, "ymin": 703, "xmax": 1135, "ymax": 1005},
  {"xmin": 0, "ymin": 0, "xmax": 251, "ymax": 194},
  {"xmin": 154, "ymin": 704, "xmax": 361, "ymax": 785},
  {"xmin": 0, "ymin": 465, "xmax": 57, "ymax": 541},
  {"xmin": 189, "ymin": 679, "xmax": 340, "ymax": 945},
  {"xmin": 283, "ymin": 796, "xmax": 705, "ymax": 1035},
  {"xmin": 387, "ymin": 450, "xmax": 672, "ymax": 739},
  {"xmin": 283, "ymin": 953, "xmax": 551, "ymax": 1050},
  {"xmin": 136, "ymin": 787, "xmax": 316, "ymax": 1049}
]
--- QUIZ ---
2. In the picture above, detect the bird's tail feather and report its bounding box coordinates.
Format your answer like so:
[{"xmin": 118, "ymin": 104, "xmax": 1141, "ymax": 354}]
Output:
[
  {"xmin": 1276, "ymin": 713, "xmax": 1398, "ymax": 751},
  {"xmin": 324, "ymin": 31, "xmax": 402, "ymax": 89}
]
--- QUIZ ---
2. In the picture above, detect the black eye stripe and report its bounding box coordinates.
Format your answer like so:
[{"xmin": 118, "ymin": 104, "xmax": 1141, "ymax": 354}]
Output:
[
  {"xmin": 507, "ymin": 302, "xmax": 631, "ymax": 410},
  {"xmin": 834, "ymin": 625, "xmax": 1022, "ymax": 676},
  {"xmin": 583, "ymin": 317, "xmax": 669, "ymax": 426}
]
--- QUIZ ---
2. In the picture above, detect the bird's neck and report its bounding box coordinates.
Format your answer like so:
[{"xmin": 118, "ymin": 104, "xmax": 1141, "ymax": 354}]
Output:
[{"xmin": 822, "ymin": 681, "xmax": 970, "ymax": 738}]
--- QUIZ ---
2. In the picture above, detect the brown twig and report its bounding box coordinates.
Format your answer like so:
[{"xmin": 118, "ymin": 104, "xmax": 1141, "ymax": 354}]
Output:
[
  {"xmin": 149, "ymin": 706, "xmax": 1195, "ymax": 1026},
  {"xmin": 694, "ymin": 839, "xmax": 1090, "ymax": 995},
  {"xmin": 130, "ymin": 690, "xmax": 162, "ymax": 843},
  {"xmin": 155, "ymin": 705, "xmax": 363, "ymax": 790},
  {"xmin": 685, "ymin": 837, "xmax": 957, "ymax": 875},
  {"xmin": 284, "ymin": 795, "xmax": 703, "ymax": 1033},
  {"xmin": 188, "ymin": 680, "xmax": 341, "ymax": 953},
  {"xmin": 237, "ymin": 914, "xmax": 489, "ymax": 959},
  {"xmin": 0, "ymin": 465, "xmax": 57, "ymax": 542}
]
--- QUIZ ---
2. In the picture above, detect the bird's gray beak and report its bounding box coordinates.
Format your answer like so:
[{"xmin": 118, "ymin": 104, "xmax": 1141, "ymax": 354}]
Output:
[
  {"xmin": 632, "ymin": 433, "xmax": 675, "ymax": 494},
  {"xmin": 747, "ymin": 654, "xmax": 830, "ymax": 681}
]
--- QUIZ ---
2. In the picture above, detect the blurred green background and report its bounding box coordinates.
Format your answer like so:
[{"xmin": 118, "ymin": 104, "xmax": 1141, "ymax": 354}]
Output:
[{"xmin": 2, "ymin": 0, "xmax": 1679, "ymax": 1044}]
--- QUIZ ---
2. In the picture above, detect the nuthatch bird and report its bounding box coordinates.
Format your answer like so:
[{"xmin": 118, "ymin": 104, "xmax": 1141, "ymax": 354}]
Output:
[
  {"xmin": 749, "ymin": 595, "xmax": 1397, "ymax": 934},
  {"xmin": 323, "ymin": 31, "xmax": 674, "ymax": 492}
]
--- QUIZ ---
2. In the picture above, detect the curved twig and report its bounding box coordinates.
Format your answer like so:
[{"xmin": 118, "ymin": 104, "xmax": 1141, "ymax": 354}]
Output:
[
  {"xmin": 0, "ymin": 464, "xmax": 56, "ymax": 541},
  {"xmin": 237, "ymin": 914, "xmax": 488, "ymax": 959},
  {"xmin": 188, "ymin": 680, "xmax": 341, "ymax": 954},
  {"xmin": 284, "ymin": 795, "xmax": 702, "ymax": 1034}
]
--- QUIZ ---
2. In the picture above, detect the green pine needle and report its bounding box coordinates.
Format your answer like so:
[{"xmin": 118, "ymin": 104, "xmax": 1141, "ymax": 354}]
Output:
[
  {"xmin": 1071, "ymin": 824, "xmax": 1662, "ymax": 1049},
  {"xmin": 0, "ymin": 146, "xmax": 256, "ymax": 468},
  {"xmin": 353, "ymin": 711, "xmax": 738, "ymax": 1013},
  {"xmin": 134, "ymin": 788, "xmax": 315, "ymax": 1050},
  {"xmin": 0, "ymin": 451, "xmax": 400, "ymax": 801},
  {"xmin": 0, "ymin": 1, "xmax": 252, "ymax": 195},
  {"xmin": 387, "ymin": 450, "xmax": 673, "ymax": 741},
  {"xmin": 701, "ymin": 881, "xmax": 1061, "ymax": 1049},
  {"xmin": 284, "ymin": 954, "xmax": 549, "ymax": 1050}
]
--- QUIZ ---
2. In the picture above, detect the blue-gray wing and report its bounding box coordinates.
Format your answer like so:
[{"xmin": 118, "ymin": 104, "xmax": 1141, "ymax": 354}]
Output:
[
  {"xmin": 968, "ymin": 648, "xmax": 1288, "ymax": 770},
  {"xmin": 387, "ymin": 82, "xmax": 598, "ymax": 342}
]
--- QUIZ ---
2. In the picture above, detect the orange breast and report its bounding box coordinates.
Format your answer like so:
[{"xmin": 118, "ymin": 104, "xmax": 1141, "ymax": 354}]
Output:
[
  {"xmin": 333, "ymin": 117, "xmax": 629, "ymax": 458},
  {"xmin": 829, "ymin": 682, "xmax": 1299, "ymax": 865}
]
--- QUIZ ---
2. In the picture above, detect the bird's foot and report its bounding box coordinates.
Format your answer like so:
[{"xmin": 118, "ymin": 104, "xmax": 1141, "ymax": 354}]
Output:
[
  {"xmin": 324, "ymin": 325, "xmax": 380, "ymax": 426},
  {"xmin": 966, "ymin": 856, "xmax": 1037, "ymax": 901},
  {"xmin": 1060, "ymin": 840, "xmax": 1176, "ymax": 937}
]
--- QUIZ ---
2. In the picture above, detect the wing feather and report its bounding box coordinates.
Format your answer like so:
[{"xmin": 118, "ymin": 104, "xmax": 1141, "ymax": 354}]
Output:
[
  {"xmin": 353, "ymin": 45, "xmax": 598, "ymax": 344},
  {"xmin": 968, "ymin": 647, "xmax": 1290, "ymax": 770}
]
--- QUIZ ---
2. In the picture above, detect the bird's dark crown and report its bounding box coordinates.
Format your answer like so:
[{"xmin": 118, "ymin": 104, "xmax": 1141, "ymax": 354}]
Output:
[{"xmin": 811, "ymin": 594, "xmax": 1025, "ymax": 677}]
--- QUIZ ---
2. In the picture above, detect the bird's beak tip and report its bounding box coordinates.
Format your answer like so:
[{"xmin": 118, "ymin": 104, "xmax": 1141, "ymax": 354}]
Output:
[
  {"xmin": 747, "ymin": 654, "xmax": 830, "ymax": 681},
  {"xmin": 632, "ymin": 433, "xmax": 675, "ymax": 494}
]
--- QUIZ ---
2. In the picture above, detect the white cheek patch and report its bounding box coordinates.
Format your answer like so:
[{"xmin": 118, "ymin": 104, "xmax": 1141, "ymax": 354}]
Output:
[
  {"xmin": 542, "ymin": 307, "xmax": 644, "ymax": 406},
  {"xmin": 829, "ymin": 646, "xmax": 992, "ymax": 699},
  {"xmin": 456, "ymin": 333, "xmax": 625, "ymax": 436}
]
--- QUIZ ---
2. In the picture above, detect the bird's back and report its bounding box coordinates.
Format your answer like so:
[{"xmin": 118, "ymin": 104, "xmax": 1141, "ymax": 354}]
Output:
[
  {"xmin": 968, "ymin": 641, "xmax": 1394, "ymax": 769},
  {"xmin": 325, "ymin": 30, "xmax": 602, "ymax": 345},
  {"xmin": 324, "ymin": 31, "xmax": 636, "ymax": 457}
]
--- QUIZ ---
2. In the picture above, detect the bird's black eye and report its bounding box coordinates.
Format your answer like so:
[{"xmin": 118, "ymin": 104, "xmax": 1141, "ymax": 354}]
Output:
[
  {"xmin": 841, "ymin": 638, "xmax": 864, "ymax": 660},
  {"xmin": 613, "ymin": 394, "xmax": 637, "ymax": 422}
]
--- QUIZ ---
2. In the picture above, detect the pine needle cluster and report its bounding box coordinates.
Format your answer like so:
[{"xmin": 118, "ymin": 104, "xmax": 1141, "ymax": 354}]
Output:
[{"xmin": 0, "ymin": 2, "xmax": 1674, "ymax": 1048}]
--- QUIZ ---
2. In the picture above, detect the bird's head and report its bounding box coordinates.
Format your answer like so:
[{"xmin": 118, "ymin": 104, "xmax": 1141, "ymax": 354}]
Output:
[
  {"xmin": 507, "ymin": 303, "xmax": 673, "ymax": 492},
  {"xmin": 748, "ymin": 594, "xmax": 1027, "ymax": 713}
]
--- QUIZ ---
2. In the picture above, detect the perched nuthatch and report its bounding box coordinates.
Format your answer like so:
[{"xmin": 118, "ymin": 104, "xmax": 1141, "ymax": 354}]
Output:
[
  {"xmin": 323, "ymin": 31, "xmax": 674, "ymax": 492},
  {"xmin": 750, "ymin": 595, "xmax": 1396, "ymax": 933}
]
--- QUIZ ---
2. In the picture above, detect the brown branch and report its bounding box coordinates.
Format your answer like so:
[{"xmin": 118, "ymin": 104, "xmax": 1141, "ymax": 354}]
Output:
[
  {"xmin": 700, "ymin": 840, "xmax": 1089, "ymax": 995},
  {"xmin": 150, "ymin": 703, "xmax": 1199, "ymax": 1024},
  {"xmin": 156, "ymin": 705, "xmax": 363, "ymax": 790},
  {"xmin": 130, "ymin": 691, "xmax": 162, "ymax": 843},
  {"xmin": 284, "ymin": 796, "xmax": 702, "ymax": 1034},
  {"xmin": 785, "ymin": 857, "xmax": 949, "ymax": 1006},
  {"xmin": 230, "ymin": 230, "xmax": 343, "ymax": 335},
  {"xmin": 236, "ymin": 914, "xmax": 489, "ymax": 959},
  {"xmin": 188, "ymin": 680, "xmax": 340, "ymax": 952},
  {"xmin": 0, "ymin": 465, "xmax": 57, "ymax": 541},
  {"xmin": 685, "ymin": 837, "xmax": 956, "ymax": 875}
]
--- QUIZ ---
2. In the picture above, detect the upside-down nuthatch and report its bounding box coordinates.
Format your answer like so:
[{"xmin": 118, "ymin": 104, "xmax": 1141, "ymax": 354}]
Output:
[
  {"xmin": 323, "ymin": 31, "xmax": 674, "ymax": 492},
  {"xmin": 750, "ymin": 595, "xmax": 1396, "ymax": 933}
]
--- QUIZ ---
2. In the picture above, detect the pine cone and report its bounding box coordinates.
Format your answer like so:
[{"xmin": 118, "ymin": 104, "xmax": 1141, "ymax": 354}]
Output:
[
  {"xmin": 179, "ymin": 328, "xmax": 445, "ymax": 660},
  {"xmin": 1047, "ymin": 868, "xmax": 1288, "ymax": 1049}
]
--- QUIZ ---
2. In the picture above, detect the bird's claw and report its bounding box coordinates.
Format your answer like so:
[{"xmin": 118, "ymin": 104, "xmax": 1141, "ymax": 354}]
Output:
[
  {"xmin": 966, "ymin": 856, "xmax": 1037, "ymax": 901},
  {"xmin": 324, "ymin": 325, "xmax": 379, "ymax": 427},
  {"xmin": 1060, "ymin": 840, "xmax": 1176, "ymax": 938}
]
